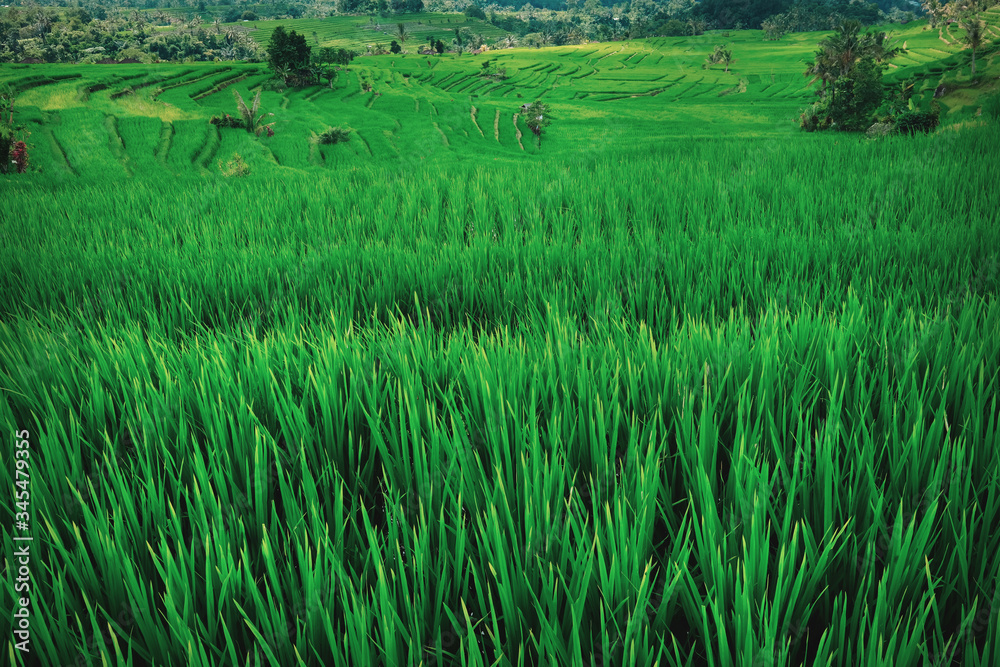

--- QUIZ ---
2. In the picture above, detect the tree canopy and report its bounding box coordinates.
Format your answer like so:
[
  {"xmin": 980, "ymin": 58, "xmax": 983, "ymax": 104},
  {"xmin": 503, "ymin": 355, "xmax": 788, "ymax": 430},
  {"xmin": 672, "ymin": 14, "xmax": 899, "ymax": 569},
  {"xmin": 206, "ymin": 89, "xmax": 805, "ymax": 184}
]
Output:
[{"xmin": 267, "ymin": 26, "xmax": 311, "ymax": 74}]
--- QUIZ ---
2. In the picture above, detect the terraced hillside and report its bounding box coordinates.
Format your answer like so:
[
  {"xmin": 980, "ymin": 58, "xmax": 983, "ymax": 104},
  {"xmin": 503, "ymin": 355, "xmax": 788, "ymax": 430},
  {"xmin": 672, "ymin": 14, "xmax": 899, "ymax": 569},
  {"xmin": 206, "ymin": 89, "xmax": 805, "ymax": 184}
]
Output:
[{"xmin": 6, "ymin": 16, "xmax": 996, "ymax": 182}]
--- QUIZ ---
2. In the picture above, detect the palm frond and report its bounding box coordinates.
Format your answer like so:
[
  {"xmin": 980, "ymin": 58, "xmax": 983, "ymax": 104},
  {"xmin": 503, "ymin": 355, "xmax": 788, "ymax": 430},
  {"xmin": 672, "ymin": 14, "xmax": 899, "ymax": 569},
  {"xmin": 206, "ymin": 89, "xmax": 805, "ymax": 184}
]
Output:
[{"xmin": 251, "ymin": 90, "xmax": 261, "ymax": 120}]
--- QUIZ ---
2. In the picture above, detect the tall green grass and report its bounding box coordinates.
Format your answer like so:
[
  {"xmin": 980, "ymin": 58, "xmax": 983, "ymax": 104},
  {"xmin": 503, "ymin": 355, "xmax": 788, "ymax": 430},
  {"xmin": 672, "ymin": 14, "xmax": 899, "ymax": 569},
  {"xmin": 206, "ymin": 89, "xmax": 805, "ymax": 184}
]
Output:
[
  {"xmin": 2, "ymin": 120, "xmax": 999, "ymax": 665},
  {"xmin": 2, "ymin": 19, "xmax": 999, "ymax": 665}
]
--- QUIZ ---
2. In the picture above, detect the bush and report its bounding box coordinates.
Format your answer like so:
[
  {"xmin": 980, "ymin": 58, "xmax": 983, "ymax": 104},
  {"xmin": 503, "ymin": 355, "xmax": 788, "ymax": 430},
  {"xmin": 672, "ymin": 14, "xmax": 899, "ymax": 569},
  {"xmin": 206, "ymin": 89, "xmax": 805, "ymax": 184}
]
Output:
[
  {"xmin": 314, "ymin": 126, "xmax": 351, "ymax": 144},
  {"xmin": 218, "ymin": 152, "xmax": 249, "ymax": 177},
  {"xmin": 826, "ymin": 58, "xmax": 884, "ymax": 132},
  {"xmin": 0, "ymin": 124, "xmax": 28, "ymax": 174},
  {"xmin": 209, "ymin": 113, "xmax": 245, "ymax": 129},
  {"xmin": 894, "ymin": 110, "xmax": 939, "ymax": 135},
  {"xmin": 262, "ymin": 78, "xmax": 287, "ymax": 92},
  {"xmin": 799, "ymin": 103, "xmax": 831, "ymax": 132}
]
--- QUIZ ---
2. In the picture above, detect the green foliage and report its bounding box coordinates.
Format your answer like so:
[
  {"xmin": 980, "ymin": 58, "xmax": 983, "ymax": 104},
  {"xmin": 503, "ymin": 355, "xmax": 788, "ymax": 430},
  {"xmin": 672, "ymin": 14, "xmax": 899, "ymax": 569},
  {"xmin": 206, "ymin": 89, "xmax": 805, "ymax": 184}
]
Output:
[
  {"xmin": 217, "ymin": 151, "xmax": 250, "ymax": 176},
  {"xmin": 313, "ymin": 126, "xmax": 352, "ymax": 144},
  {"xmin": 0, "ymin": 84, "xmax": 28, "ymax": 175},
  {"xmin": 232, "ymin": 88, "xmax": 275, "ymax": 137},
  {"xmin": 801, "ymin": 21, "xmax": 906, "ymax": 133},
  {"xmin": 704, "ymin": 44, "xmax": 735, "ymax": 72},
  {"xmin": 798, "ymin": 102, "xmax": 831, "ymax": 131},
  {"xmin": 520, "ymin": 99, "xmax": 552, "ymax": 148},
  {"xmin": 465, "ymin": 4, "xmax": 487, "ymax": 20},
  {"xmin": 824, "ymin": 56, "xmax": 885, "ymax": 131},
  {"xmin": 317, "ymin": 47, "xmax": 357, "ymax": 66},
  {"xmin": 390, "ymin": 40, "xmax": 402, "ymax": 54},
  {"xmin": 0, "ymin": 125, "xmax": 13, "ymax": 174},
  {"xmin": 893, "ymin": 110, "xmax": 940, "ymax": 135},
  {"xmin": 266, "ymin": 25, "xmax": 312, "ymax": 85},
  {"xmin": 208, "ymin": 113, "xmax": 245, "ymax": 129},
  {"xmin": 958, "ymin": 15, "xmax": 986, "ymax": 75}
]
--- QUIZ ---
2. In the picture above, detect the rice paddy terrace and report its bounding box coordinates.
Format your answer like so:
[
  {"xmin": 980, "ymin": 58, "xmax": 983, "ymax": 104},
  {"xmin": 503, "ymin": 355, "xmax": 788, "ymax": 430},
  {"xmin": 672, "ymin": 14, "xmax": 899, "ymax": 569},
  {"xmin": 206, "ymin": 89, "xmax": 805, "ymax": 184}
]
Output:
[
  {"xmin": 3, "ymin": 12, "xmax": 997, "ymax": 177},
  {"xmin": 2, "ymin": 13, "xmax": 1000, "ymax": 667}
]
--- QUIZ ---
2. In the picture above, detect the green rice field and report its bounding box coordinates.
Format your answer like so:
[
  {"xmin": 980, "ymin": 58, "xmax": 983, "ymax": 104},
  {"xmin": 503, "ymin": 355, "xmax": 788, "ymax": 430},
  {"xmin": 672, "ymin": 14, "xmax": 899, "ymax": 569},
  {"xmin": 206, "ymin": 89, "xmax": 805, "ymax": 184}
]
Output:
[{"xmin": 2, "ymin": 12, "xmax": 1000, "ymax": 667}]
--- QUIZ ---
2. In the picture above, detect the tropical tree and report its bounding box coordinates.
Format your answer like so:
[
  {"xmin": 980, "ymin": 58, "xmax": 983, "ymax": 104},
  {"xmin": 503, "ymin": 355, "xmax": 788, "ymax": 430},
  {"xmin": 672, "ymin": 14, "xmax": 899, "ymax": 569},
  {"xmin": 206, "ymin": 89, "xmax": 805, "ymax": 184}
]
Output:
[
  {"xmin": 959, "ymin": 15, "xmax": 986, "ymax": 75},
  {"xmin": 864, "ymin": 29, "xmax": 905, "ymax": 64},
  {"xmin": 233, "ymin": 89, "xmax": 275, "ymax": 136},
  {"xmin": 704, "ymin": 44, "xmax": 732, "ymax": 70},
  {"xmin": 396, "ymin": 22, "xmax": 408, "ymax": 43},
  {"xmin": 762, "ymin": 18, "xmax": 785, "ymax": 41},
  {"xmin": 719, "ymin": 47, "xmax": 735, "ymax": 72},
  {"xmin": 801, "ymin": 21, "xmax": 906, "ymax": 132},
  {"xmin": 521, "ymin": 100, "xmax": 551, "ymax": 148},
  {"xmin": 921, "ymin": 0, "xmax": 946, "ymax": 28},
  {"xmin": 267, "ymin": 26, "xmax": 312, "ymax": 85},
  {"xmin": 821, "ymin": 20, "xmax": 865, "ymax": 77},
  {"xmin": 803, "ymin": 45, "xmax": 838, "ymax": 98}
]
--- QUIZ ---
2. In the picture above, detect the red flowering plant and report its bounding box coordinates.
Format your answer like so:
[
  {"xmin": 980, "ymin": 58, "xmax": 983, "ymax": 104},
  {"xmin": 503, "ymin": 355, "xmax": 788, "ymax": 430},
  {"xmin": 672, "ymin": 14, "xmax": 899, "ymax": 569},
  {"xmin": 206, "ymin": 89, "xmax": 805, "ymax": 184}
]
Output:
[
  {"xmin": 11, "ymin": 140, "xmax": 28, "ymax": 173},
  {"xmin": 1, "ymin": 84, "xmax": 30, "ymax": 175}
]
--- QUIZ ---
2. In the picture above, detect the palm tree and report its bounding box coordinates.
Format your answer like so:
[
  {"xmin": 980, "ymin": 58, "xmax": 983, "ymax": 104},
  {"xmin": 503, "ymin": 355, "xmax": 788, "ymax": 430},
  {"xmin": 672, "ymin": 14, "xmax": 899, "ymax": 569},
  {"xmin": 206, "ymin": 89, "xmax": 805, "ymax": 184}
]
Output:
[
  {"xmin": 862, "ymin": 29, "xmax": 905, "ymax": 64},
  {"xmin": 719, "ymin": 47, "xmax": 735, "ymax": 72},
  {"xmin": 959, "ymin": 15, "xmax": 986, "ymax": 74},
  {"xmin": 233, "ymin": 89, "xmax": 274, "ymax": 136},
  {"xmin": 396, "ymin": 22, "xmax": 408, "ymax": 43},
  {"xmin": 213, "ymin": 17, "xmax": 222, "ymax": 35},
  {"xmin": 803, "ymin": 45, "xmax": 838, "ymax": 98},
  {"xmin": 922, "ymin": 0, "xmax": 945, "ymax": 28},
  {"xmin": 821, "ymin": 20, "xmax": 864, "ymax": 77},
  {"xmin": 273, "ymin": 63, "xmax": 291, "ymax": 85}
]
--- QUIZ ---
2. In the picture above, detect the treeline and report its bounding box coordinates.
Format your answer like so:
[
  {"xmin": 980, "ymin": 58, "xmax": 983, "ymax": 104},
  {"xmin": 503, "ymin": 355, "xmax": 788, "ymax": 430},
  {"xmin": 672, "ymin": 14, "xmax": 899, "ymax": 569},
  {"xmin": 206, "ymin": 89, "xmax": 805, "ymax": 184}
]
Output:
[
  {"xmin": 0, "ymin": 6, "xmax": 265, "ymax": 63},
  {"xmin": 474, "ymin": 0, "xmax": 886, "ymax": 41},
  {"xmin": 478, "ymin": 0, "xmax": 915, "ymax": 29}
]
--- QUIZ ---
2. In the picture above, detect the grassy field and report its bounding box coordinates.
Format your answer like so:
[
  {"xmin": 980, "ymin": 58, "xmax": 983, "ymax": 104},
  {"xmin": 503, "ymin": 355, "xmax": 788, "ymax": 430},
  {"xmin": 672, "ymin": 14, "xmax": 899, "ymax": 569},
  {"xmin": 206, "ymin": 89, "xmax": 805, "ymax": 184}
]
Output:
[{"xmin": 2, "ymin": 14, "xmax": 1000, "ymax": 667}]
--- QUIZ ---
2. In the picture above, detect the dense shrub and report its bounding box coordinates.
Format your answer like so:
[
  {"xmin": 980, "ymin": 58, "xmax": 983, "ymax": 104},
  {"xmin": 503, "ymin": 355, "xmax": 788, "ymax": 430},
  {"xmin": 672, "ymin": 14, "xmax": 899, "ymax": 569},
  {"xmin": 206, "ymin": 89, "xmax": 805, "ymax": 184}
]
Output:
[
  {"xmin": 825, "ymin": 58, "xmax": 884, "ymax": 132},
  {"xmin": 894, "ymin": 110, "xmax": 939, "ymax": 135},
  {"xmin": 465, "ymin": 4, "xmax": 486, "ymax": 20},
  {"xmin": 315, "ymin": 126, "xmax": 352, "ymax": 144},
  {"xmin": 209, "ymin": 113, "xmax": 245, "ymax": 129},
  {"xmin": 799, "ymin": 103, "xmax": 831, "ymax": 132}
]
